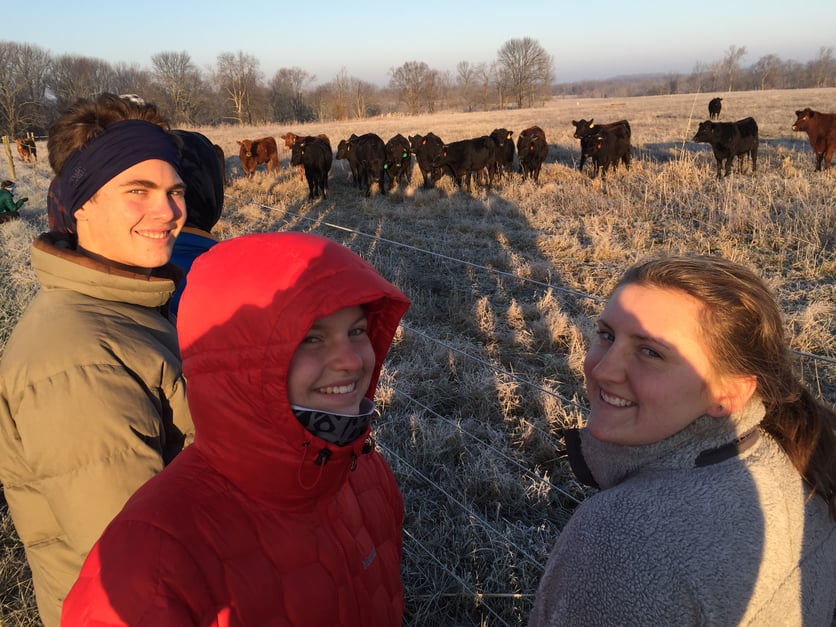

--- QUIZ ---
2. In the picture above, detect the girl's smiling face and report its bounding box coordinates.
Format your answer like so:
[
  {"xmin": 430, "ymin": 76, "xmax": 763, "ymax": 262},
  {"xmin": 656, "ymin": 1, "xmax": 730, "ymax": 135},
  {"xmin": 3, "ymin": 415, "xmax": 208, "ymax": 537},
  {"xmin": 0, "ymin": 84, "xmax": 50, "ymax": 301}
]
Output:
[
  {"xmin": 287, "ymin": 306, "xmax": 375, "ymax": 416},
  {"xmin": 583, "ymin": 283, "xmax": 728, "ymax": 446}
]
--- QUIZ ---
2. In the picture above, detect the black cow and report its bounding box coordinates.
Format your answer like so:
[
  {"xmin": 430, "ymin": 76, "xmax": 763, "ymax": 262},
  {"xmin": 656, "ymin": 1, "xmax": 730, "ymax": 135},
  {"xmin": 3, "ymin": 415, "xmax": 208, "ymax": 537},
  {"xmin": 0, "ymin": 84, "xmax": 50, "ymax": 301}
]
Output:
[
  {"xmin": 384, "ymin": 134, "xmax": 412, "ymax": 190},
  {"xmin": 708, "ymin": 97, "xmax": 723, "ymax": 120},
  {"xmin": 517, "ymin": 126, "xmax": 548, "ymax": 183},
  {"xmin": 352, "ymin": 133, "xmax": 386, "ymax": 197},
  {"xmin": 580, "ymin": 130, "xmax": 631, "ymax": 179},
  {"xmin": 290, "ymin": 136, "xmax": 332, "ymax": 199},
  {"xmin": 571, "ymin": 119, "xmax": 631, "ymax": 171},
  {"xmin": 336, "ymin": 134, "xmax": 361, "ymax": 187},
  {"xmin": 692, "ymin": 117, "xmax": 759, "ymax": 178},
  {"xmin": 489, "ymin": 128, "xmax": 515, "ymax": 180},
  {"xmin": 432, "ymin": 136, "xmax": 497, "ymax": 192},
  {"xmin": 409, "ymin": 132, "xmax": 445, "ymax": 188}
]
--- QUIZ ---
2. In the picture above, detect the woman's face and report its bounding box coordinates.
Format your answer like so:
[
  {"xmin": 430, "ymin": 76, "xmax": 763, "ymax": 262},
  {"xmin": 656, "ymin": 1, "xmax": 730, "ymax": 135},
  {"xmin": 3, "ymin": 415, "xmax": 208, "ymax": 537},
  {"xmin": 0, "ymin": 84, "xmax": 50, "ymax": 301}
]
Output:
[
  {"xmin": 287, "ymin": 306, "xmax": 376, "ymax": 415},
  {"xmin": 583, "ymin": 283, "xmax": 726, "ymax": 446}
]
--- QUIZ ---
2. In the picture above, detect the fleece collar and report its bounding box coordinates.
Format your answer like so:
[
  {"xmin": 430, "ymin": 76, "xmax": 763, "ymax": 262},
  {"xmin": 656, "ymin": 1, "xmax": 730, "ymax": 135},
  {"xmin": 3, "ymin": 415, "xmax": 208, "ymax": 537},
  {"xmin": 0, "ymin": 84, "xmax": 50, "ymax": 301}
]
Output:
[{"xmin": 569, "ymin": 399, "xmax": 766, "ymax": 490}]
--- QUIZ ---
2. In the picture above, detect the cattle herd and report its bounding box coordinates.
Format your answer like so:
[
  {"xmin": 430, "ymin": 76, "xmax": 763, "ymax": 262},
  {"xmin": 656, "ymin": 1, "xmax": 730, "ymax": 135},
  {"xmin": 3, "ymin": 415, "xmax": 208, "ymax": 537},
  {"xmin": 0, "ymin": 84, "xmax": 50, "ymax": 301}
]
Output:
[{"xmin": 10, "ymin": 103, "xmax": 835, "ymax": 198}]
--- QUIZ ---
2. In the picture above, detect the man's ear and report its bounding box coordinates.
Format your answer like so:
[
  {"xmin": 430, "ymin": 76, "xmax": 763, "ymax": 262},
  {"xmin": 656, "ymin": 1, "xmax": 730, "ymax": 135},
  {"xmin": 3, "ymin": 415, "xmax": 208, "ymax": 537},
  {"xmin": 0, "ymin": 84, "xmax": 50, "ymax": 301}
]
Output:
[{"xmin": 708, "ymin": 374, "xmax": 758, "ymax": 418}]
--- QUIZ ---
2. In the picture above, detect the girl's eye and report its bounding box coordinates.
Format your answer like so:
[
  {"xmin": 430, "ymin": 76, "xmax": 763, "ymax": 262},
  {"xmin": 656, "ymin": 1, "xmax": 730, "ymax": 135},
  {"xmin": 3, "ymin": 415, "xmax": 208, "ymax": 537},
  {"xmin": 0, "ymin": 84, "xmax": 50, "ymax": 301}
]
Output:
[
  {"xmin": 640, "ymin": 347, "xmax": 662, "ymax": 359},
  {"xmin": 348, "ymin": 327, "xmax": 368, "ymax": 338},
  {"xmin": 169, "ymin": 189, "xmax": 185, "ymax": 198},
  {"xmin": 301, "ymin": 335, "xmax": 321, "ymax": 344},
  {"xmin": 596, "ymin": 329, "xmax": 614, "ymax": 343}
]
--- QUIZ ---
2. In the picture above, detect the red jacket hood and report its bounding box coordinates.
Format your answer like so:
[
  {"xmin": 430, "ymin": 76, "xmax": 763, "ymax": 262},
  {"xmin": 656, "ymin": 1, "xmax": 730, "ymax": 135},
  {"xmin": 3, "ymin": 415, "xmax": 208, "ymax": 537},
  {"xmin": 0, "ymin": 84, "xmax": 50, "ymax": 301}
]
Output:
[{"xmin": 177, "ymin": 232, "xmax": 410, "ymax": 506}]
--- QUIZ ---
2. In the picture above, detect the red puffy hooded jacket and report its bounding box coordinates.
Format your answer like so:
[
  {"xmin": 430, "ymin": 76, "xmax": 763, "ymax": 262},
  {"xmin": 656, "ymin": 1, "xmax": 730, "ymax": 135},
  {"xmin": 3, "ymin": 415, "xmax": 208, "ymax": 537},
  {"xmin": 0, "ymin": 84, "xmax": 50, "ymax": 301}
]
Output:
[{"xmin": 62, "ymin": 232, "xmax": 410, "ymax": 626}]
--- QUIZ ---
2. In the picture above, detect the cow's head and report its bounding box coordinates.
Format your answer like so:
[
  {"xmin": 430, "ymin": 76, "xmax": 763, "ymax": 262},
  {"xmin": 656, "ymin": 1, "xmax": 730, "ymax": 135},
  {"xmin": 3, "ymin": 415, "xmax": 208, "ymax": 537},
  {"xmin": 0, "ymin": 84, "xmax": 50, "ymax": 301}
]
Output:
[
  {"xmin": 692, "ymin": 121, "xmax": 716, "ymax": 143},
  {"xmin": 571, "ymin": 119, "xmax": 595, "ymax": 139},
  {"xmin": 237, "ymin": 139, "xmax": 254, "ymax": 158},
  {"xmin": 792, "ymin": 108, "xmax": 815, "ymax": 132}
]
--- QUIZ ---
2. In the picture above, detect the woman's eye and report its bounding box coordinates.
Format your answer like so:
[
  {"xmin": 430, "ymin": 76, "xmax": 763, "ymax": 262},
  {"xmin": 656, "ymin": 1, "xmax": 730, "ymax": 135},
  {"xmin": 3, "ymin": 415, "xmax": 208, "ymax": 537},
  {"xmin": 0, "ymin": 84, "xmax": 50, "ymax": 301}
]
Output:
[
  {"xmin": 640, "ymin": 347, "xmax": 662, "ymax": 359},
  {"xmin": 596, "ymin": 330, "xmax": 614, "ymax": 343},
  {"xmin": 349, "ymin": 327, "xmax": 368, "ymax": 337},
  {"xmin": 301, "ymin": 335, "xmax": 320, "ymax": 344}
]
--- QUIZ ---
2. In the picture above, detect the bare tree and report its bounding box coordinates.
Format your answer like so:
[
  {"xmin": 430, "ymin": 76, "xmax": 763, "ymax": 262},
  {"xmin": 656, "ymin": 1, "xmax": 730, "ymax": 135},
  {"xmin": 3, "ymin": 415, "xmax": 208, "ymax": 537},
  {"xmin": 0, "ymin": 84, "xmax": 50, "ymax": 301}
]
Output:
[
  {"xmin": 270, "ymin": 67, "xmax": 315, "ymax": 122},
  {"xmin": 0, "ymin": 42, "xmax": 52, "ymax": 136},
  {"xmin": 150, "ymin": 51, "xmax": 205, "ymax": 125},
  {"xmin": 111, "ymin": 62, "xmax": 153, "ymax": 99},
  {"xmin": 721, "ymin": 45, "xmax": 747, "ymax": 92},
  {"xmin": 389, "ymin": 61, "xmax": 438, "ymax": 115},
  {"xmin": 214, "ymin": 51, "xmax": 262, "ymax": 125},
  {"xmin": 751, "ymin": 54, "xmax": 783, "ymax": 90},
  {"xmin": 48, "ymin": 55, "xmax": 117, "ymax": 111},
  {"xmin": 456, "ymin": 61, "xmax": 477, "ymax": 112},
  {"xmin": 808, "ymin": 46, "xmax": 835, "ymax": 88},
  {"xmin": 496, "ymin": 37, "xmax": 554, "ymax": 109},
  {"xmin": 351, "ymin": 78, "xmax": 377, "ymax": 119}
]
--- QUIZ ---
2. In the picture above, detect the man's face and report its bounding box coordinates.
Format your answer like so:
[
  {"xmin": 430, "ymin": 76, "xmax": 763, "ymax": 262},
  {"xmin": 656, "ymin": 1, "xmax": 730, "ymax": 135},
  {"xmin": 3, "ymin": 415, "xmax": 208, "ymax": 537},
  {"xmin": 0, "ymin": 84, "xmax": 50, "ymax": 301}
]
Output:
[{"xmin": 74, "ymin": 159, "xmax": 186, "ymax": 270}]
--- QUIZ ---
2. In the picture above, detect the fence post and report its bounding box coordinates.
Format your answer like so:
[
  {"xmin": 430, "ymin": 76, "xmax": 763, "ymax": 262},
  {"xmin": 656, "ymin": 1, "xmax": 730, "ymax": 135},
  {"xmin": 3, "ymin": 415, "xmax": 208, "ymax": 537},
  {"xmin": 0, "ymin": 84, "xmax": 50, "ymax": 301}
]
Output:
[{"xmin": 2, "ymin": 135, "xmax": 17, "ymax": 181}]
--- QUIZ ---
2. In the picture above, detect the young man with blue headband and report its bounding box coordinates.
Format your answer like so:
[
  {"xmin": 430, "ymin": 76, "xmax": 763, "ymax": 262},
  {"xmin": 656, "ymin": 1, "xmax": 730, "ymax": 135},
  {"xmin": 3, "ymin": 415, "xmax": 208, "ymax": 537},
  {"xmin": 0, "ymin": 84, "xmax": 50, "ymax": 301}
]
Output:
[{"xmin": 0, "ymin": 93, "xmax": 195, "ymax": 627}]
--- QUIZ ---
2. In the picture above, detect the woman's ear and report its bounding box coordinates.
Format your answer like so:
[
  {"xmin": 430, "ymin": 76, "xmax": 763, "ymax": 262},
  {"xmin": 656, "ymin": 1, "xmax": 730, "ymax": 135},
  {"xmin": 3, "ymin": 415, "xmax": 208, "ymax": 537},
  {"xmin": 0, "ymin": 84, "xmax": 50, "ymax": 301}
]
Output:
[{"xmin": 708, "ymin": 374, "xmax": 758, "ymax": 418}]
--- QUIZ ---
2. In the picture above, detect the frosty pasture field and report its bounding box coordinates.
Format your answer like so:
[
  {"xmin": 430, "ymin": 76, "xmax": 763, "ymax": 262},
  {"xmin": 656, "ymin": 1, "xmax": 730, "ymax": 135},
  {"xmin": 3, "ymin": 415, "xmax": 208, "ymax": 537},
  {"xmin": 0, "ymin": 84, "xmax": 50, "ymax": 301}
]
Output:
[{"xmin": 1, "ymin": 87, "xmax": 834, "ymax": 626}]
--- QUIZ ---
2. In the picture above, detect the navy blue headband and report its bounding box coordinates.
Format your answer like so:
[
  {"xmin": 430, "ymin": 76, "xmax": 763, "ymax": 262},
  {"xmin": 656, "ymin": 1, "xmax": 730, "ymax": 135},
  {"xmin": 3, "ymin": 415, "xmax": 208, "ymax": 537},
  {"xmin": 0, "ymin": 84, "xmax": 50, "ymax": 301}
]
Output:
[{"xmin": 61, "ymin": 120, "xmax": 180, "ymax": 214}]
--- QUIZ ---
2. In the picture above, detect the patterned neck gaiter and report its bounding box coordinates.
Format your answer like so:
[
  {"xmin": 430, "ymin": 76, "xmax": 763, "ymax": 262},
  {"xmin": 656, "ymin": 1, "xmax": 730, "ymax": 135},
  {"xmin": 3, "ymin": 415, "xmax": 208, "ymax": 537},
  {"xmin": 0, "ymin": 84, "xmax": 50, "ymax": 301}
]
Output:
[{"xmin": 292, "ymin": 397, "xmax": 377, "ymax": 446}]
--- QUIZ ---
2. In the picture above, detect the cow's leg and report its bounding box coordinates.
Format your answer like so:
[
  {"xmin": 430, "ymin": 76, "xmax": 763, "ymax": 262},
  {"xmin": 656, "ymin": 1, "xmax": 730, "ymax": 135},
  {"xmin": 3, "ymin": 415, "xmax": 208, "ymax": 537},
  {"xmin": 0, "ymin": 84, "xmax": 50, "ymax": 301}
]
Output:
[{"xmin": 823, "ymin": 147, "xmax": 834, "ymax": 170}]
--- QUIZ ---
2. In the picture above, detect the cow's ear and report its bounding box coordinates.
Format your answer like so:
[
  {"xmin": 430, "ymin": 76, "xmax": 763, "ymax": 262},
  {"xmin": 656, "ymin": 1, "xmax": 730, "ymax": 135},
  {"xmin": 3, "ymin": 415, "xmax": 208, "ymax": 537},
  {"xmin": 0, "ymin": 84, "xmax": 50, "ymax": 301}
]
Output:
[{"xmin": 572, "ymin": 120, "xmax": 578, "ymax": 127}]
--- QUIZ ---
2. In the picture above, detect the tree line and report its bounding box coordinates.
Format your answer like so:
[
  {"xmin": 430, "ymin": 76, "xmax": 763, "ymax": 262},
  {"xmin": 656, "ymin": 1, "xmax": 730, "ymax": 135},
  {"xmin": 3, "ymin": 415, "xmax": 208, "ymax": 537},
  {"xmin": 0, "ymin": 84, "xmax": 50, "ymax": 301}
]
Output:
[{"xmin": 1, "ymin": 39, "xmax": 832, "ymax": 138}]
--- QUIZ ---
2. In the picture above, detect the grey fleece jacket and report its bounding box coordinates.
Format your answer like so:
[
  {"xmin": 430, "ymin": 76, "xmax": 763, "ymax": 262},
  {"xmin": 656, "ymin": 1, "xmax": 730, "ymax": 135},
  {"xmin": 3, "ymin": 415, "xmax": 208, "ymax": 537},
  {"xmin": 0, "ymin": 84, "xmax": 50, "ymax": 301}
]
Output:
[{"xmin": 530, "ymin": 401, "xmax": 836, "ymax": 627}]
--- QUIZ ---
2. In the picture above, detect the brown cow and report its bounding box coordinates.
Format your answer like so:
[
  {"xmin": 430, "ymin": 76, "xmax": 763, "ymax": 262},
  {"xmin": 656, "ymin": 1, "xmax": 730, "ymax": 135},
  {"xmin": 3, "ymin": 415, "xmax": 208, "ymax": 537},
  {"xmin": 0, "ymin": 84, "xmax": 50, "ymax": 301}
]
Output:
[
  {"xmin": 15, "ymin": 138, "xmax": 37, "ymax": 163},
  {"xmin": 792, "ymin": 108, "xmax": 836, "ymax": 171},
  {"xmin": 281, "ymin": 132, "xmax": 331, "ymax": 180},
  {"xmin": 237, "ymin": 136, "xmax": 280, "ymax": 178}
]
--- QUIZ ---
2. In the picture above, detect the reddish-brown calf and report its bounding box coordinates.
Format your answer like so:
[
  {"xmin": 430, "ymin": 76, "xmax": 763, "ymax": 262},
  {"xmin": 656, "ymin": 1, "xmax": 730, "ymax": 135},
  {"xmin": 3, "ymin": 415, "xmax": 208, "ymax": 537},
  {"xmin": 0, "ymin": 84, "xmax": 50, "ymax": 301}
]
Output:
[
  {"xmin": 15, "ymin": 138, "xmax": 36, "ymax": 163},
  {"xmin": 792, "ymin": 108, "xmax": 836, "ymax": 171},
  {"xmin": 237, "ymin": 136, "xmax": 280, "ymax": 178}
]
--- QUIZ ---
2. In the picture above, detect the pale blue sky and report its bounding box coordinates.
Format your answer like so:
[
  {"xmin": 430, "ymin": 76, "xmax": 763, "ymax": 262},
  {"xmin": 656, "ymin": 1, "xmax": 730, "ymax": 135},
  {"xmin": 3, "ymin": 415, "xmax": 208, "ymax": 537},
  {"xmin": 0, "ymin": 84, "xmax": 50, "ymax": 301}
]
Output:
[{"xmin": 14, "ymin": 1, "xmax": 835, "ymax": 85}]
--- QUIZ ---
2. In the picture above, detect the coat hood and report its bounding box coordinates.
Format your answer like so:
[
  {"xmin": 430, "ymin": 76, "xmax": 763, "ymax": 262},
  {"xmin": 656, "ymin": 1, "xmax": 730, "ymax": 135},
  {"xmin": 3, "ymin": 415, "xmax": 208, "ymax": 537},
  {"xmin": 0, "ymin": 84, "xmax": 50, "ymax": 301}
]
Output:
[
  {"xmin": 172, "ymin": 130, "xmax": 224, "ymax": 233},
  {"xmin": 177, "ymin": 232, "xmax": 410, "ymax": 505}
]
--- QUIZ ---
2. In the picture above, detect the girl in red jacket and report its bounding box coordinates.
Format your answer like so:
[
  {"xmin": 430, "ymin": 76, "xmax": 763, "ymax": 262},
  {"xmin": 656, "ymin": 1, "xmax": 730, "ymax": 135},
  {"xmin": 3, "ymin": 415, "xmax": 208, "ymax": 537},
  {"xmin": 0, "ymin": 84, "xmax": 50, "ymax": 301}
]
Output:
[{"xmin": 62, "ymin": 232, "xmax": 410, "ymax": 626}]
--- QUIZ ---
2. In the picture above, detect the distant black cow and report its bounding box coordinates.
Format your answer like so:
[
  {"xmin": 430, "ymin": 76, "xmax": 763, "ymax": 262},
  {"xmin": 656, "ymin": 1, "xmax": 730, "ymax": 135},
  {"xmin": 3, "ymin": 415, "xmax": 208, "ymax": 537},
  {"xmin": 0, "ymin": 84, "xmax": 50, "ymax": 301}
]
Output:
[
  {"xmin": 432, "ymin": 136, "xmax": 497, "ymax": 192},
  {"xmin": 792, "ymin": 108, "xmax": 836, "ymax": 171},
  {"xmin": 489, "ymin": 128, "xmax": 515, "ymax": 180},
  {"xmin": 290, "ymin": 136, "xmax": 332, "ymax": 199},
  {"xmin": 708, "ymin": 97, "xmax": 723, "ymax": 120},
  {"xmin": 350, "ymin": 133, "xmax": 386, "ymax": 196},
  {"xmin": 580, "ymin": 130, "xmax": 631, "ymax": 179},
  {"xmin": 409, "ymin": 132, "xmax": 445, "ymax": 188},
  {"xmin": 517, "ymin": 126, "xmax": 548, "ymax": 183},
  {"xmin": 692, "ymin": 117, "xmax": 759, "ymax": 178},
  {"xmin": 384, "ymin": 134, "xmax": 412, "ymax": 190},
  {"xmin": 571, "ymin": 119, "xmax": 631, "ymax": 171}
]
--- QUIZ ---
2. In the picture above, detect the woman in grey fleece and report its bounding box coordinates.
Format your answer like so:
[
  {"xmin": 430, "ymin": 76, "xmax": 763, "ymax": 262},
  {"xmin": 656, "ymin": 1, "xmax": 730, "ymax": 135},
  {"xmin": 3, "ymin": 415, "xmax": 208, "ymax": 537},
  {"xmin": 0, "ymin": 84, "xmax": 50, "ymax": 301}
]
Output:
[{"xmin": 531, "ymin": 255, "xmax": 836, "ymax": 627}]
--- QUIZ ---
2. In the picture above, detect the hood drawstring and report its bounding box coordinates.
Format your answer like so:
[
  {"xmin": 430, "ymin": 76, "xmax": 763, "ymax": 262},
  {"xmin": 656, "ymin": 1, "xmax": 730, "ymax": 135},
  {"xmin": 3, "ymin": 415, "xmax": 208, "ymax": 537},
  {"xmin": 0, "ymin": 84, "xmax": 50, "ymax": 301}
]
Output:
[{"xmin": 297, "ymin": 441, "xmax": 330, "ymax": 490}]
